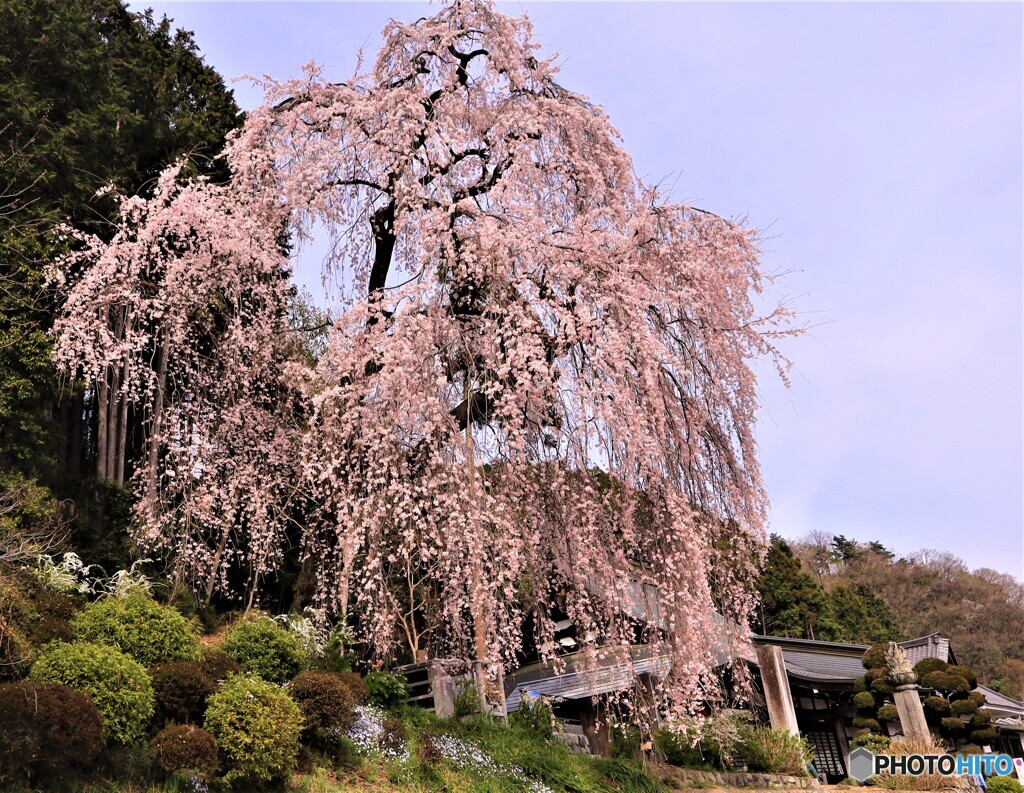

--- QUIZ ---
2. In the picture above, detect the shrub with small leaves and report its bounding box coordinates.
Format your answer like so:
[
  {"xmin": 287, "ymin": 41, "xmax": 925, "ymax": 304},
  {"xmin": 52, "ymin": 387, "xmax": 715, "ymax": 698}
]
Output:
[
  {"xmin": 148, "ymin": 724, "xmax": 218, "ymax": 781},
  {"xmin": 73, "ymin": 592, "xmax": 199, "ymax": 667},
  {"xmin": 969, "ymin": 727, "xmax": 997, "ymax": 744},
  {"xmin": 365, "ymin": 670, "xmax": 410, "ymax": 707},
  {"xmin": 509, "ymin": 692, "xmax": 557, "ymax": 739},
  {"xmin": 940, "ymin": 717, "xmax": 965, "ymax": 734},
  {"xmin": 151, "ymin": 660, "xmax": 215, "ymax": 725},
  {"xmin": 877, "ymin": 704, "xmax": 900, "ymax": 722},
  {"xmin": 852, "ymin": 717, "xmax": 881, "ymax": 733},
  {"xmin": 289, "ymin": 671, "xmax": 356, "ymax": 740},
  {"xmin": 870, "ymin": 677, "xmax": 893, "ymax": 695},
  {"xmin": 987, "ymin": 776, "xmax": 1024, "ymax": 793},
  {"xmin": 221, "ymin": 613, "xmax": 308, "ymax": 683},
  {"xmin": 204, "ymin": 675, "xmax": 303, "ymax": 784},
  {"xmin": 198, "ymin": 650, "xmax": 242, "ymax": 683},
  {"xmin": 966, "ymin": 691, "xmax": 986, "ymax": 709},
  {"xmin": 335, "ymin": 670, "xmax": 369, "ymax": 704},
  {"xmin": 853, "ymin": 691, "xmax": 877, "ymax": 712},
  {"xmin": 924, "ymin": 696, "xmax": 951, "ymax": 716},
  {"xmin": 947, "ymin": 665, "xmax": 978, "ymax": 689},
  {"xmin": 862, "ymin": 644, "xmax": 887, "ymax": 670},
  {"xmin": 923, "ymin": 671, "xmax": 970, "ymax": 696},
  {"xmin": 30, "ymin": 641, "xmax": 154, "ymax": 743},
  {"xmin": 950, "ymin": 698, "xmax": 977, "ymax": 717},
  {"xmin": 913, "ymin": 658, "xmax": 947, "ymax": 678},
  {"xmin": 851, "ymin": 732, "xmax": 891, "ymax": 752},
  {"xmin": 0, "ymin": 681, "xmax": 103, "ymax": 783},
  {"xmin": 972, "ymin": 709, "xmax": 993, "ymax": 727}
]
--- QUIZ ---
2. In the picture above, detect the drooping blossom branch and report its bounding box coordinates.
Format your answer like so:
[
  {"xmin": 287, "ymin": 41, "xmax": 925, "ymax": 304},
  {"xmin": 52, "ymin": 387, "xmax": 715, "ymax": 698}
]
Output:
[{"xmin": 52, "ymin": 0, "xmax": 798, "ymax": 719}]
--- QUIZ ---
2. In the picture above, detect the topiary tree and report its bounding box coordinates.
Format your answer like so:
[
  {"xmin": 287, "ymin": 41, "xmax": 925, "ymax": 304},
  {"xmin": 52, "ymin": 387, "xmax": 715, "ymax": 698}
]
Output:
[
  {"xmin": 29, "ymin": 641, "xmax": 154, "ymax": 743},
  {"xmin": 150, "ymin": 660, "xmax": 215, "ymax": 725},
  {"xmin": 877, "ymin": 704, "xmax": 900, "ymax": 722},
  {"xmin": 221, "ymin": 613, "xmax": 308, "ymax": 683},
  {"xmin": 204, "ymin": 675, "xmax": 303, "ymax": 784},
  {"xmin": 72, "ymin": 592, "xmax": 199, "ymax": 667},
  {"xmin": 0, "ymin": 681, "xmax": 103, "ymax": 783}
]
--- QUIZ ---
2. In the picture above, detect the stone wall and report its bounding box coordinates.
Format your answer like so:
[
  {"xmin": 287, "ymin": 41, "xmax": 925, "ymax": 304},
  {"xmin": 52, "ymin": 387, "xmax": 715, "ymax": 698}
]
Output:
[{"xmin": 655, "ymin": 765, "xmax": 818, "ymax": 789}]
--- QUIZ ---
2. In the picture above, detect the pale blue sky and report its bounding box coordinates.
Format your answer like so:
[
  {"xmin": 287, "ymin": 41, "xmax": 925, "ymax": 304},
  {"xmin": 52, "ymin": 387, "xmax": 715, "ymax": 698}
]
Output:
[{"xmin": 130, "ymin": 1, "xmax": 1024, "ymax": 577}]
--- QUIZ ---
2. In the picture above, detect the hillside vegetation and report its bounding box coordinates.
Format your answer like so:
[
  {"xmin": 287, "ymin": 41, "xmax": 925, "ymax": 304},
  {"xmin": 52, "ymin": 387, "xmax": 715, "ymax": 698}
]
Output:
[{"xmin": 756, "ymin": 533, "xmax": 1024, "ymax": 699}]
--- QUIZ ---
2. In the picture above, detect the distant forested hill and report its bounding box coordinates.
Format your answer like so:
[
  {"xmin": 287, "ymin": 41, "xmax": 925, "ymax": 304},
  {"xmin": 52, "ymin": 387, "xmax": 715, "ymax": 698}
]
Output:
[{"xmin": 755, "ymin": 533, "xmax": 1024, "ymax": 699}]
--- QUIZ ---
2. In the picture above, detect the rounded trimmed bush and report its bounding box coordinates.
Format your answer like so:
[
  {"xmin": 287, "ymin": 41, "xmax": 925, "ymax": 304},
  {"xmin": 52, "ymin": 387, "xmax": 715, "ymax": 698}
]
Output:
[
  {"xmin": 969, "ymin": 726, "xmax": 997, "ymax": 744},
  {"xmin": 221, "ymin": 614, "xmax": 308, "ymax": 683},
  {"xmin": 149, "ymin": 724, "xmax": 218, "ymax": 781},
  {"xmin": 972, "ymin": 708, "xmax": 993, "ymax": 727},
  {"xmin": 966, "ymin": 691, "xmax": 987, "ymax": 709},
  {"xmin": 877, "ymin": 704, "xmax": 900, "ymax": 722},
  {"xmin": 151, "ymin": 660, "xmax": 215, "ymax": 725},
  {"xmin": 924, "ymin": 695, "xmax": 951, "ymax": 715},
  {"xmin": 335, "ymin": 670, "xmax": 369, "ymax": 704},
  {"xmin": 853, "ymin": 691, "xmax": 877, "ymax": 712},
  {"xmin": 913, "ymin": 658, "xmax": 947, "ymax": 678},
  {"xmin": 950, "ymin": 698, "xmax": 978, "ymax": 717},
  {"xmin": 852, "ymin": 717, "xmax": 881, "ymax": 733},
  {"xmin": 0, "ymin": 681, "xmax": 103, "ymax": 782},
  {"xmin": 73, "ymin": 593, "xmax": 199, "ymax": 667},
  {"xmin": 204, "ymin": 675, "xmax": 303, "ymax": 784},
  {"xmin": 289, "ymin": 671, "xmax": 356, "ymax": 739},
  {"xmin": 870, "ymin": 677, "xmax": 893, "ymax": 695},
  {"xmin": 923, "ymin": 670, "xmax": 970, "ymax": 695},
  {"xmin": 940, "ymin": 716, "xmax": 965, "ymax": 734},
  {"xmin": 30, "ymin": 641, "xmax": 154, "ymax": 744},
  {"xmin": 947, "ymin": 665, "xmax": 978, "ymax": 689},
  {"xmin": 862, "ymin": 644, "xmax": 887, "ymax": 670},
  {"xmin": 198, "ymin": 650, "xmax": 242, "ymax": 684}
]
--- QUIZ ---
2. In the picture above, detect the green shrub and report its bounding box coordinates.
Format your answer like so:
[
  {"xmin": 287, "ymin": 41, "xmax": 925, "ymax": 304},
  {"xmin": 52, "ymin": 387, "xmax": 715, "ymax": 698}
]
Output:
[
  {"xmin": 923, "ymin": 671, "xmax": 969, "ymax": 695},
  {"xmin": 655, "ymin": 727, "xmax": 711, "ymax": 769},
  {"xmin": 950, "ymin": 698, "xmax": 978, "ymax": 717},
  {"xmin": 289, "ymin": 670, "xmax": 356, "ymax": 741},
  {"xmin": 853, "ymin": 691, "xmax": 877, "ymax": 712},
  {"xmin": 30, "ymin": 641, "xmax": 154, "ymax": 743},
  {"xmin": 972, "ymin": 709, "xmax": 993, "ymax": 727},
  {"xmin": 870, "ymin": 677, "xmax": 894, "ymax": 695},
  {"xmin": 877, "ymin": 704, "xmax": 900, "ymax": 722},
  {"xmin": 198, "ymin": 650, "xmax": 242, "ymax": 683},
  {"xmin": 72, "ymin": 592, "xmax": 199, "ymax": 667},
  {"xmin": 913, "ymin": 658, "xmax": 947, "ymax": 678},
  {"xmin": 862, "ymin": 644, "xmax": 887, "ymax": 670},
  {"xmin": 736, "ymin": 724, "xmax": 812, "ymax": 775},
  {"xmin": 967, "ymin": 691, "xmax": 987, "ymax": 709},
  {"xmin": 947, "ymin": 665, "xmax": 978, "ymax": 689},
  {"xmin": 150, "ymin": 660, "xmax": 215, "ymax": 725},
  {"xmin": 365, "ymin": 669, "xmax": 410, "ymax": 707},
  {"xmin": 924, "ymin": 695, "xmax": 951, "ymax": 715},
  {"xmin": 509, "ymin": 692, "xmax": 557, "ymax": 740},
  {"xmin": 851, "ymin": 731, "xmax": 891, "ymax": 752},
  {"xmin": 0, "ymin": 681, "xmax": 103, "ymax": 783},
  {"xmin": 939, "ymin": 716, "xmax": 965, "ymax": 734},
  {"xmin": 204, "ymin": 675, "xmax": 303, "ymax": 784},
  {"xmin": 221, "ymin": 613, "xmax": 308, "ymax": 683},
  {"xmin": 453, "ymin": 678, "xmax": 482, "ymax": 718},
  {"xmin": 852, "ymin": 717, "xmax": 881, "ymax": 733},
  {"xmin": 335, "ymin": 670, "xmax": 369, "ymax": 704},
  {"xmin": 969, "ymin": 727, "xmax": 997, "ymax": 744},
  {"xmin": 987, "ymin": 777, "xmax": 1024, "ymax": 793},
  {"xmin": 148, "ymin": 723, "xmax": 218, "ymax": 781}
]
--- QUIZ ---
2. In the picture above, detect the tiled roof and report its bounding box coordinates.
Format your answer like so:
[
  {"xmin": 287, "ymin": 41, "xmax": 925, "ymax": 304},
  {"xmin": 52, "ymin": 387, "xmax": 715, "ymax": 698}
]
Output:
[
  {"xmin": 753, "ymin": 633, "xmax": 955, "ymax": 684},
  {"xmin": 504, "ymin": 644, "xmax": 674, "ymax": 712}
]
